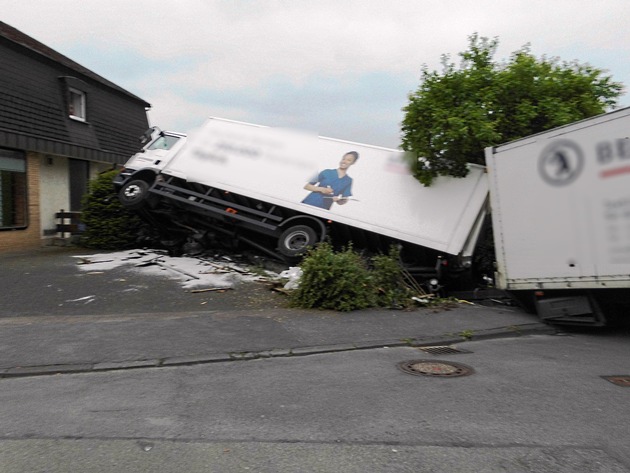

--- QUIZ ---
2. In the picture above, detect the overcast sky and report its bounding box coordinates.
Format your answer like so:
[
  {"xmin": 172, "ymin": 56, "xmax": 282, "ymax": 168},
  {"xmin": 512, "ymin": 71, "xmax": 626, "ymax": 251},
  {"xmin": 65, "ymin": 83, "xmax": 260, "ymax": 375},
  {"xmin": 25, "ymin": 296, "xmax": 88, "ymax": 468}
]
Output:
[{"xmin": 2, "ymin": 0, "xmax": 629, "ymax": 148}]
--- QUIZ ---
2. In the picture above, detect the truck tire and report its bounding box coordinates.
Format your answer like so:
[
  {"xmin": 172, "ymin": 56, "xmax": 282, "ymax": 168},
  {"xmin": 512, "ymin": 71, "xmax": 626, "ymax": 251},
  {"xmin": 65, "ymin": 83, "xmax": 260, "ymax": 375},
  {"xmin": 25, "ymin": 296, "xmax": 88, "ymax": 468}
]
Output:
[
  {"xmin": 119, "ymin": 179, "xmax": 150, "ymax": 210},
  {"xmin": 278, "ymin": 225, "xmax": 317, "ymax": 257}
]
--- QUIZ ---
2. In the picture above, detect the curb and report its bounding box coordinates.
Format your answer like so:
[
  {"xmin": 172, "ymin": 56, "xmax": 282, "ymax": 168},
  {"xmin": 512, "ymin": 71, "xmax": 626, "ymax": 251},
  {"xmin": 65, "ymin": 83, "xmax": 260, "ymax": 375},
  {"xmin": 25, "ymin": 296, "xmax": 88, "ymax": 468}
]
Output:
[{"xmin": 0, "ymin": 322, "xmax": 555, "ymax": 379}]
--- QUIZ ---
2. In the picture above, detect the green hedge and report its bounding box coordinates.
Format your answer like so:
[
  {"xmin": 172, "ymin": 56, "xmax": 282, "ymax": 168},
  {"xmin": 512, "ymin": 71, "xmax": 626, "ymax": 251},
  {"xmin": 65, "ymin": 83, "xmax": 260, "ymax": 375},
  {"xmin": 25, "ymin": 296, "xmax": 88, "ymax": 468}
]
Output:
[
  {"xmin": 289, "ymin": 242, "xmax": 414, "ymax": 311},
  {"xmin": 79, "ymin": 170, "xmax": 146, "ymax": 250}
]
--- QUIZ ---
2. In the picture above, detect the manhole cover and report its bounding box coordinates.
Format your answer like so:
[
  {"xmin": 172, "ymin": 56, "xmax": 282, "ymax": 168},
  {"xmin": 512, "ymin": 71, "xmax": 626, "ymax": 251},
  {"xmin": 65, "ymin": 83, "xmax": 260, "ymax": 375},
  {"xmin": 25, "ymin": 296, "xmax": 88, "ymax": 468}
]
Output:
[
  {"xmin": 602, "ymin": 376, "xmax": 630, "ymax": 387},
  {"xmin": 417, "ymin": 345, "xmax": 471, "ymax": 355},
  {"xmin": 397, "ymin": 359, "xmax": 474, "ymax": 377}
]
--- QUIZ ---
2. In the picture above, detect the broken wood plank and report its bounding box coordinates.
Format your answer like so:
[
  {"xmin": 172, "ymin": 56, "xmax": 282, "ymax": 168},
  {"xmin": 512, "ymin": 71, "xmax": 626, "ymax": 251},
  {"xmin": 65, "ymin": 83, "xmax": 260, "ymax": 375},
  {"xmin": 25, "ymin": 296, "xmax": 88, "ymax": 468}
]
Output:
[
  {"xmin": 155, "ymin": 261, "xmax": 200, "ymax": 279},
  {"xmin": 189, "ymin": 287, "xmax": 233, "ymax": 293}
]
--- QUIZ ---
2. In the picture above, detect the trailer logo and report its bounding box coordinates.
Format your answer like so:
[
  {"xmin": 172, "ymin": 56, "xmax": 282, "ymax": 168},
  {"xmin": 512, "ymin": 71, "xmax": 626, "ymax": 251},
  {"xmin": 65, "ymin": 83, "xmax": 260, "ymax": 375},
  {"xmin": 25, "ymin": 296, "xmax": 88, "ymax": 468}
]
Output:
[{"xmin": 538, "ymin": 140, "xmax": 584, "ymax": 186}]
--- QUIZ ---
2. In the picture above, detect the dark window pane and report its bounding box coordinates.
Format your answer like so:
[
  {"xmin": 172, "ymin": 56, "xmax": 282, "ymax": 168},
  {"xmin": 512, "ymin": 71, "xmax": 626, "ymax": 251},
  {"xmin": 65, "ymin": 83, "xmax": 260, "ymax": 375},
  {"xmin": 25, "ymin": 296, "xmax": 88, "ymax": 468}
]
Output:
[{"xmin": 0, "ymin": 149, "xmax": 27, "ymax": 229}]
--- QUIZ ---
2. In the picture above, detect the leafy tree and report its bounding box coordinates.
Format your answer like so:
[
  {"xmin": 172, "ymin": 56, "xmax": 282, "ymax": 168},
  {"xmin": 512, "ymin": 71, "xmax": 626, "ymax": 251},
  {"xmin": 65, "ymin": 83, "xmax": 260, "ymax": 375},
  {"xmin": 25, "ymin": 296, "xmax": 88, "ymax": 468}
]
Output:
[
  {"xmin": 401, "ymin": 33, "xmax": 624, "ymax": 185},
  {"xmin": 80, "ymin": 170, "xmax": 147, "ymax": 250}
]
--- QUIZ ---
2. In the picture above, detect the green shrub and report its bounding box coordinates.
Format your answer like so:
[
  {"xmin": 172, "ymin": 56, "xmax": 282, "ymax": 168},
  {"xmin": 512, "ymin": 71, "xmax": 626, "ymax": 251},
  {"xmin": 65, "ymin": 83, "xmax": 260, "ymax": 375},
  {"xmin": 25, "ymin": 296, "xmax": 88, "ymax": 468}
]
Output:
[
  {"xmin": 371, "ymin": 246, "xmax": 414, "ymax": 307},
  {"xmin": 79, "ymin": 170, "xmax": 146, "ymax": 250},
  {"xmin": 289, "ymin": 242, "xmax": 375, "ymax": 311},
  {"xmin": 289, "ymin": 243, "xmax": 416, "ymax": 311}
]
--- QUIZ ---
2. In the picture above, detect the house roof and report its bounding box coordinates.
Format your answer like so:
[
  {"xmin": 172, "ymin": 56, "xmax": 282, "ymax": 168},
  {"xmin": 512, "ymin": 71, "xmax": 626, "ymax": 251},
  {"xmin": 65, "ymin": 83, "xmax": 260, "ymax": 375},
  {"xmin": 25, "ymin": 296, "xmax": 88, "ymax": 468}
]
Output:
[{"xmin": 0, "ymin": 21, "xmax": 150, "ymax": 108}]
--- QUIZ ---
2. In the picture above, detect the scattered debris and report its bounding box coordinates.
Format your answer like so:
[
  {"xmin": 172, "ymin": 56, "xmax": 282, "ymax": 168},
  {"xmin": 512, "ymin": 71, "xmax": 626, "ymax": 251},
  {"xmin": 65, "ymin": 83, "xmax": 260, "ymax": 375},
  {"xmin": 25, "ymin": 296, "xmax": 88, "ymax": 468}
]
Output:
[
  {"xmin": 278, "ymin": 267, "xmax": 302, "ymax": 290},
  {"xmin": 154, "ymin": 261, "xmax": 200, "ymax": 280},
  {"xmin": 189, "ymin": 287, "xmax": 233, "ymax": 293},
  {"xmin": 72, "ymin": 249, "xmax": 485, "ymax": 310},
  {"xmin": 412, "ymin": 295, "xmax": 435, "ymax": 306},
  {"xmin": 65, "ymin": 295, "xmax": 96, "ymax": 304},
  {"xmin": 271, "ymin": 286, "xmax": 292, "ymax": 295},
  {"xmin": 455, "ymin": 299, "xmax": 475, "ymax": 305},
  {"xmin": 73, "ymin": 249, "xmax": 287, "ymax": 292},
  {"xmin": 75, "ymin": 257, "xmax": 114, "ymax": 265}
]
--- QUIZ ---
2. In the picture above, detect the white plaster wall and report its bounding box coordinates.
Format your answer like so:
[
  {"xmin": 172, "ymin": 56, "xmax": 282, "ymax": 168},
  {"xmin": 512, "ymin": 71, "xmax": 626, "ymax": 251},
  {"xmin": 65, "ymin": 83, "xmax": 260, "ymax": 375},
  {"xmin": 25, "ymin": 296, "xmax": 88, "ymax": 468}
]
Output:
[
  {"xmin": 39, "ymin": 155, "xmax": 70, "ymax": 234},
  {"xmin": 39, "ymin": 158, "xmax": 117, "ymax": 236}
]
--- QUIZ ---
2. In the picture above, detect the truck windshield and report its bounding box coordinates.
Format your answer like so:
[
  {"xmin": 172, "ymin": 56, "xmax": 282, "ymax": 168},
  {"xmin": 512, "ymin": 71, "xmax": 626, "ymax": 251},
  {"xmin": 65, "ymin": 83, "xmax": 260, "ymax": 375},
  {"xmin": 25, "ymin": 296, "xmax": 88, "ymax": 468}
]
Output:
[{"xmin": 147, "ymin": 135, "xmax": 181, "ymax": 151}]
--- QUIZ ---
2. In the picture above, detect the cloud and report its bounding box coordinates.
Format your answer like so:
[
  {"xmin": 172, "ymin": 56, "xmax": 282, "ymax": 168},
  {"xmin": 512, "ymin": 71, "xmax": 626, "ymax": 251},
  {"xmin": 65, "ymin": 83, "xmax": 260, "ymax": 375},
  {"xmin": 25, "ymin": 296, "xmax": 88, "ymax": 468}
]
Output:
[{"xmin": 1, "ymin": 0, "xmax": 629, "ymax": 147}]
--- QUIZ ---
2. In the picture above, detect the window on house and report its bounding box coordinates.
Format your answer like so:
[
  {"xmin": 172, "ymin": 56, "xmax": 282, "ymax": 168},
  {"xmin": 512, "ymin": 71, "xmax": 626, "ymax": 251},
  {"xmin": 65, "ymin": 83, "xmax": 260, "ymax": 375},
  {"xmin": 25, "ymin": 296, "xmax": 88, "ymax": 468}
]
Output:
[
  {"xmin": 0, "ymin": 149, "xmax": 27, "ymax": 230},
  {"xmin": 68, "ymin": 87, "xmax": 86, "ymax": 121}
]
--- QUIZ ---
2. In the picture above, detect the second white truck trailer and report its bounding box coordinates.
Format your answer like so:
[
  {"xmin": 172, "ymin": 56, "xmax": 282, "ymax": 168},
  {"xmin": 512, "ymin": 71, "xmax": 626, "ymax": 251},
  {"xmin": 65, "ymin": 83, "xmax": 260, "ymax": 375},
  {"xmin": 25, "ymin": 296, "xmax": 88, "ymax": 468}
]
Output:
[{"xmin": 485, "ymin": 106, "xmax": 630, "ymax": 325}]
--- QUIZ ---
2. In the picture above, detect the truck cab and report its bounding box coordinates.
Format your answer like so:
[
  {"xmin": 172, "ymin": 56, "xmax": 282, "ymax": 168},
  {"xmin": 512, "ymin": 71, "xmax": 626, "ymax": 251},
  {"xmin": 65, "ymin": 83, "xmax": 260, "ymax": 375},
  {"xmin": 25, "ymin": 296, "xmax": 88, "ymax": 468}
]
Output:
[{"xmin": 113, "ymin": 127, "xmax": 187, "ymax": 209}]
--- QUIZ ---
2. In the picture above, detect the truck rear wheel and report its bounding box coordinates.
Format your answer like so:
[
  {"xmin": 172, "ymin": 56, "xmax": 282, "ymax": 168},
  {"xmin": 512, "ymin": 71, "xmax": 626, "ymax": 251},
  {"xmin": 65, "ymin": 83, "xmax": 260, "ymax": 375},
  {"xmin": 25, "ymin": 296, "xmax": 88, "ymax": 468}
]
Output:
[
  {"xmin": 119, "ymin": 179, "xmax": 150, "ymax": 210},
  {"xmin": 278, "ymin": 225, "xmax": 317, "ymax": 257}
]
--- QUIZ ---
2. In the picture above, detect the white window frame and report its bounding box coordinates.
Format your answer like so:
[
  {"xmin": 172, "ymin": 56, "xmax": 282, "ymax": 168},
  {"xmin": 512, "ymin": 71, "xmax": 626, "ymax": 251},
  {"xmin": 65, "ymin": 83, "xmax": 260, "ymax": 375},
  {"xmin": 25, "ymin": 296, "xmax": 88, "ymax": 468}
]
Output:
[{"xmin": 68, "ymin": 87, "xmax": 86, "ymax": 122}]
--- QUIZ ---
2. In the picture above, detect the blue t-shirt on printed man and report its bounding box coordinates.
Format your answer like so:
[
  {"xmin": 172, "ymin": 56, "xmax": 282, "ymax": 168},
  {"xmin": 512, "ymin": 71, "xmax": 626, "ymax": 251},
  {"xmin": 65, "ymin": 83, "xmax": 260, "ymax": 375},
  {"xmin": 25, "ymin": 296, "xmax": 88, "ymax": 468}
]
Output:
[{"xmin": 302, "ymin": 169, "xmax": 353, "ymax": 210}]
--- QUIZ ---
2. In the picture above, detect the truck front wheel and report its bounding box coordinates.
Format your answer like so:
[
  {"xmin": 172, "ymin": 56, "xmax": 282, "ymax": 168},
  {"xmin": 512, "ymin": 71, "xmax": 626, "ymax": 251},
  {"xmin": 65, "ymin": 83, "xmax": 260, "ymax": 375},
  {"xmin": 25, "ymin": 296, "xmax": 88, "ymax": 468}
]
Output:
[
  {"xmin": 119, "ymin": 179, "xmax": 150, "ymax": 210},
  {"xmin": 278, "ymin": 225, "xmax": 317, "ymax": 258}
]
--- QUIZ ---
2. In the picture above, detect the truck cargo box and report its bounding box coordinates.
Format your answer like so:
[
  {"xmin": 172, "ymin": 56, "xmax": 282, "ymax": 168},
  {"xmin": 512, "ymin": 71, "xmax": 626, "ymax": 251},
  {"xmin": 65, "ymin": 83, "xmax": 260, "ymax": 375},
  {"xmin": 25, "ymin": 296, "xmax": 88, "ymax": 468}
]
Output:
[
  {"xmin": 157, "ymin": 117, "xmax": 488, "ymax": 257},
  {"xmin": 485, "ymin": 107, "xmax": 630, "ymax": 325}
]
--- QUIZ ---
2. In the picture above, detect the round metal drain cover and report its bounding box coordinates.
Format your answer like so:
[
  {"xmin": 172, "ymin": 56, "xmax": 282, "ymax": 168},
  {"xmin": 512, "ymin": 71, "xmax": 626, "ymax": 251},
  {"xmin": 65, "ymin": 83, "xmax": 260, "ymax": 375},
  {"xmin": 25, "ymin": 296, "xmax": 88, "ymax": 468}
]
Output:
[{"xmin": 397, "ymin": 359, "xmax": 474, "ymax": 377}]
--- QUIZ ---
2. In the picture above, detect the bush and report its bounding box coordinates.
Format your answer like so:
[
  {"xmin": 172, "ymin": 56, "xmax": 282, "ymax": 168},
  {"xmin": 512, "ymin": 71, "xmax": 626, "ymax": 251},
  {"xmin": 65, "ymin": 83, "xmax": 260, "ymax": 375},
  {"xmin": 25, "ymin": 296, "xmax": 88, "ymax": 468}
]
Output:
[
  {"xmin": 289, "ymin": 243, "xmax": 414, "ymax": 311},
  {"xmin": 289, "ymin": 242, "xmax": 375, "ymax": 311},
  {"xmin": 79, "ymin": 170, "xmax": 147, "ymax": 250},
  {"xmin": 371, "ymin": 246, "xmax": 414, "ymax": 307}
]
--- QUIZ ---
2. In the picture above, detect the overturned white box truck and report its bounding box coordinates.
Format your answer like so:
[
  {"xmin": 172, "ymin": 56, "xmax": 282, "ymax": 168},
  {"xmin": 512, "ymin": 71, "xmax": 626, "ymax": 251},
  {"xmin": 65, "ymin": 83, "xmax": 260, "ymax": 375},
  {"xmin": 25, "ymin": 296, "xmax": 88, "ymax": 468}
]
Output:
[
  {"xmin": 114, "ymin": 117, "xmax": 489, "ymax": 286},
  {"xmin": 485, "ymin": 106, "xmax": 630, "ymax": 326}
]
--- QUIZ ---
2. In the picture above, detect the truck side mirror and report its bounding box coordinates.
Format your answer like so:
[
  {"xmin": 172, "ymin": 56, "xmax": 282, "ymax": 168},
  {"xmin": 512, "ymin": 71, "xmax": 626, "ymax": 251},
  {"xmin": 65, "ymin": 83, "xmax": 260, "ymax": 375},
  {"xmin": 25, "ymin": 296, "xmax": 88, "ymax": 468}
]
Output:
[
  {"xmin": 140, "ymin": 126, "xmax": 162, "ymax": 145},
  {"xmin": 140, "ymin": 128, "xmax": 154, "ymax": 145}
]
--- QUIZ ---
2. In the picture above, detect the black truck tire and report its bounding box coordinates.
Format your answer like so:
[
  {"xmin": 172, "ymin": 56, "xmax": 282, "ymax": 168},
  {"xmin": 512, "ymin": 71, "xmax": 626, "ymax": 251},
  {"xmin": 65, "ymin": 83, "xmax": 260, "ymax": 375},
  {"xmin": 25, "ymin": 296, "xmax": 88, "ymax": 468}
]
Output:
[
  {"xmin": 278, "ymin": 225, "xmax": 317, "ymax": 257},
  {"xmin": 119, "ymin": 179, "xmax": 150, "ymax": 210}
]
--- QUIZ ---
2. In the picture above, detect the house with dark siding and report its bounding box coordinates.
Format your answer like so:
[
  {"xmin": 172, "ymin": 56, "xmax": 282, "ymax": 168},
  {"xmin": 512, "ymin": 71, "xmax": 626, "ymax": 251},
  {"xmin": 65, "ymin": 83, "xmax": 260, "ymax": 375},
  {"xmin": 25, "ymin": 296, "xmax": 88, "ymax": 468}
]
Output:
[{"xmin": 0, "ymin": 21, "xmax": 151, "ymax": 251}]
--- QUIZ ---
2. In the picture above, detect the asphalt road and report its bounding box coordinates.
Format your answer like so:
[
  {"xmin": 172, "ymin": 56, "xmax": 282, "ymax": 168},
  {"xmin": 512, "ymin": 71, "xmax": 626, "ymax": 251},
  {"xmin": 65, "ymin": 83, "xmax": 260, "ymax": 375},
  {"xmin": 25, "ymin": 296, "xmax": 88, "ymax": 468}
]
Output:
[
  {"xmin": 0, "ymin": 246, "xmax": 287, "ymax": 317},
  {"xmin": 1, "ymin": 247, "xmax": 629, "ymax": 472},
  {"xmin": 1, "ymin": 333, "xmax": 629, "ymax": 472}
]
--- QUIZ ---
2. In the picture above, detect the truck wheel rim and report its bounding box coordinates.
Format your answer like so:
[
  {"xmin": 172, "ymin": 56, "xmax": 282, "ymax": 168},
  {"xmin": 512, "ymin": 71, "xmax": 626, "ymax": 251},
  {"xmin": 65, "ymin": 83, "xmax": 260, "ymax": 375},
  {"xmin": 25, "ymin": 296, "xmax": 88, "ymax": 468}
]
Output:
[
  {"xmin": 285, "ymin": 231, "xmax": 309, "ymax": 250},
  {"xmin": 124, "ymin": 185, "xmax": 141, "ymax": 198}
]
